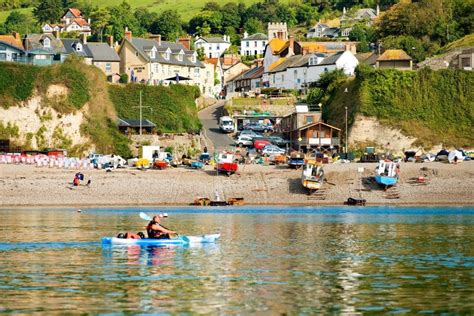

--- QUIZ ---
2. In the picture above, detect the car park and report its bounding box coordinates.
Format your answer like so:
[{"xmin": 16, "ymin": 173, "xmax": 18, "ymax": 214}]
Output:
[
  {"xmin": 243, "ymin": 122, "xmax": 274, "ymax": 133},
  {"xmin": 235, "ymin": 135, "xmax": 254, "ymax": 147},
  {"xmin": 253, "ymin": 139, "xmax": 271, "ymax": 150},
  {"xmin": 262, "ymin": 144, "xmax": 286, "ymax": 155},
  {"xmin": 237, "ymin": 130, "xmax": 264, "ymax": 138},
  {"xmin": 268, "ymin": 136, "xmax": 290, "ymax": 147}
]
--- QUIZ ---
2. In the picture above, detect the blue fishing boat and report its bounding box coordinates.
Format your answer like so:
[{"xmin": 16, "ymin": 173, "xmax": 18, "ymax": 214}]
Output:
[{"xmin": 374, "ymin": 160, "xmax": 399, "ymax": 189}]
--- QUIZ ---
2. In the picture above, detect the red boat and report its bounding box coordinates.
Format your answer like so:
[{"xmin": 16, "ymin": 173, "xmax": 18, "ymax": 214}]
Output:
[{"xmin": 216, "ymin": 153, "xmax": 238, "ymax": 176}]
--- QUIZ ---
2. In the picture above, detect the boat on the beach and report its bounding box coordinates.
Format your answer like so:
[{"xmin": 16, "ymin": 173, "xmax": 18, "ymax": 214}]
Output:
[
  {"xmin": 216, "ymin": 152, "xmax": 238, "ymax": 176},
  {"xmin": 288, "ymin": 152, "xmax": 305, "ymax": 169},
  {"xmin": 374, "ymin": 160, "xmax": 399, "ymax": 189},
  {"xmin": 301, "ymin": 162, "xmax": 325, "ymax": 193},
  {"xmin": 102, "ymin": 234, "xmax": 221, "ymax": 245}
]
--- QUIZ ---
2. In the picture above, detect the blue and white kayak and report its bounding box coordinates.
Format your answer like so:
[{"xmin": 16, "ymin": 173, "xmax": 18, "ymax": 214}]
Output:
[{"xmin": 101, "ymin": 234, "xmax": 220, "ymax": 245}]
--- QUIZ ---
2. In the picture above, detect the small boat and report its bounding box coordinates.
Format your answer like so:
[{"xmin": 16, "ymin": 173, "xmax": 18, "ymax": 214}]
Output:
[
  {"xmin": 153, "ymin": 160, "xmax": 169, "ymax": 170},
  {"xmin": 374, "ymin": 160, "xmax": 399, "ymax": 189},
  {"xmin": 216, "ymin": 152, "xmax": 238, "ymax": 176},
  {"xmin": 191, "ymin": 161, "xmax": 204, "ymax": 169},
  {"xmin": 345, "ymin": 197, "xmax": 366, "ymax": 206},
  {"xmin": 301, "ymin": 163, "xmax": 324, "ymax": 193},
  {"xmin": 288, "ymin": 152, "xmax": 305, "ymax": 169},
  {"xmin": 102, "ymin": 234, "xmax": 221, "ymax": 245}
]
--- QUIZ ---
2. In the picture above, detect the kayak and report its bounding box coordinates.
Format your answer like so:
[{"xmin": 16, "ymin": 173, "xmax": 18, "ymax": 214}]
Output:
[{"xmin": 101, "ymin": 234, "xmax": 220, "ymax": 245}]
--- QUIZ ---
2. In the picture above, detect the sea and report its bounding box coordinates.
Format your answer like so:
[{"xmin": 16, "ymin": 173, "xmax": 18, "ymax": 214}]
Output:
[{"xmin": 0, "ymin": 206, "xmax": 473, "ymax": 314}]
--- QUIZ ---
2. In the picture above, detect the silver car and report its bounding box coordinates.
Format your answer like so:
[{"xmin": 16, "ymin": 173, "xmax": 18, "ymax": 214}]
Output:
[{"xmin": 235, "ymin": 135, "xmax": 254, "ymax": 147}]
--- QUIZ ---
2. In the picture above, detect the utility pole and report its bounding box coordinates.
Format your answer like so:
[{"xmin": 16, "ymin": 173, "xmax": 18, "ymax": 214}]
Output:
[{"xmin": 132, "ymin": 91, "xmax": 151, "ymax": 137}]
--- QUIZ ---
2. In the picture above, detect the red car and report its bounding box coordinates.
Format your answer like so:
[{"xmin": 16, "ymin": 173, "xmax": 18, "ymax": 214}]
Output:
[{"xmin": 253, "ymin": 139, "xmax": 271, "ymax": 150}]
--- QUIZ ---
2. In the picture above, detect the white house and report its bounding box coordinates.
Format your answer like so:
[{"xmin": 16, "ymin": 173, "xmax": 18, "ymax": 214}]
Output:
[
  {"xmin": 240, "ymin": 32, "xmax": 268, "ymax": 57},
  {"xmin": 267, "ymin": 51, "xmax": 359, "ymax": 91},
  {"xmin": 306, "ymin": 22, "xmax": 340, "ymax": 39},
  {"xmin": 42, "ymin": 8, "xmax": 91, "ymax": 36},
  {"xmin": 194, "ymin": 35, "xmax": 231, "ymax": 58}
]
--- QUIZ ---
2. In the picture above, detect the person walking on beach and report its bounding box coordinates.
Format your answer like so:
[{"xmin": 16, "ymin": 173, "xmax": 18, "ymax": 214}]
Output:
[{"xmin": 146, "ymin": 214, "xmax": 176, "ymax": 239}]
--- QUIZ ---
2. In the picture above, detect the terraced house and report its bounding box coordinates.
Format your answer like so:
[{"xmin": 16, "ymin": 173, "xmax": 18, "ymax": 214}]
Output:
[{"xmin": 118, "ymin": 29, "xmax": 215, "ymax": 96}]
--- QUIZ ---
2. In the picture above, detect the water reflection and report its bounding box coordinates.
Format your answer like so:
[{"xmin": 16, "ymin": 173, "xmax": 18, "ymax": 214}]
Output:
[{"xmin": 0, "ymin": 207, "xmax": 473, "ymax": 314}]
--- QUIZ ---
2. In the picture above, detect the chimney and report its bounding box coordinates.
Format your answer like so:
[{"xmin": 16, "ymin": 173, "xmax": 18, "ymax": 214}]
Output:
[
  {"xmin": 178, "ymin": 37, "xmax": 190, "ymax": 50},
  {"xmin": 150, "ymin": 34, "xmax": 161, "ymax": 46},
  {"xmin": 288, "ymin": 35, "xmax": 294, "ymax": 57},
  {"xmin": 52, "ymin": 30, "xmax": 60, "ymax": 39},
  {"xmin": 80, "ymin": 33, "xmax": 87, "ymax": 44},
  {"xmin": 124, "ymin": 27, "xmax": 132, "ymax": 41},
  {"xmin": 107, "ymin": 35, "xmax": 114, "ymax": 48},
  {"xmin": 12, "ymin": 32, "xmax": 20, "ymax": 41},
  {"xmin": 244, "ymin": 31, "xmax": 248, "ymax": 39}
]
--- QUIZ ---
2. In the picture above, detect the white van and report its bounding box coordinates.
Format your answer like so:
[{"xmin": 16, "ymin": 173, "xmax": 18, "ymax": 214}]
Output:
[{"xmin": 219, "ymin": 116, "xmax": 234, "ymax": 133}]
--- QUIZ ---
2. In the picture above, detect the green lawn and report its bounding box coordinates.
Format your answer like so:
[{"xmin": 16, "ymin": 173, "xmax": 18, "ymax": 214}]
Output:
[{"xmin": 0, "ymin": 0, "xmax": 287, "ymax": 23}]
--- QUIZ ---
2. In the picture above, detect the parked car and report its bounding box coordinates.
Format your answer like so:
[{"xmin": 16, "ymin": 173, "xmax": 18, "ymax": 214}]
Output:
[
  {"xmin": 243, "ymin": 122, "xmax": 274, "ymax": 133},
  {"xmin": 268, "ymin": 136, "xmax": 290, "ymax": 147},
  {"xmin": 235, "ymin": 135, "xmax": 254, "ymax": 147},
  {"xmin": 262, "ymin": 144, "xmax": 286, "ymax": 155},
  {"xmin": 237, "ymin": 130, "xmax": 264, "ymax": 138},
  {"xmin": 254, "ymin": 139, "xmax": 271, "ymax": 150}
]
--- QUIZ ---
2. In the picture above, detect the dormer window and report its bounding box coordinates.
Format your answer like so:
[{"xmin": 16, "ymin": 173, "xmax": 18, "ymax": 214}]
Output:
[
  {"xmin": 165, "ymin": 51, "xmax": 170, "ymax": 60},
  {"xmin": 43, "ymin": 37, "xmax": 51, "ymax": 48},
  {"xmin": 192, "ymin": 53, "xmax": 196, "ymax": 63},
  {"xmin": 75, "ymin": 43, "xmax": 82, "ymax": 52},
  {"xmin": 178, "ymin": 51, "xmax": 184, "ymax": 61},
  {"xmin": 150, "ymin": 47, "xmax": 156, "ymax": 59}
]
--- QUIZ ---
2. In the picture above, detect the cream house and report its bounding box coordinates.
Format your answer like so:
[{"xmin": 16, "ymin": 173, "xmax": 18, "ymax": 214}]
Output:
[{"xmin": 117, "ymin": 29, "xmax": 215, "ymax": 96}]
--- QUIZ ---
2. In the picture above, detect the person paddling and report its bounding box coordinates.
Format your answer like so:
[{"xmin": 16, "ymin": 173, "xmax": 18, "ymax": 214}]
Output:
[{"xmin": 146, "ymin": 214, "xmax": 176, "ymax": 239}]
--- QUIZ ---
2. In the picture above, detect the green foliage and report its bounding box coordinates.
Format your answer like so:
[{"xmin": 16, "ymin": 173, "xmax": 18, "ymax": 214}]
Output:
[
  {"xmin": 306, "ymin": 87, "xmax": 324, "ymax": 106},
  {"xmin": 326, "ymin": 67, "xmax": 474, "ymax": 148},
  {"xmin": 119, "ymin": 73, "xmax": 128, "ymax": 83},
  {"xmin": 0, "ymin": 63, "xmax": 39, "ymax": 108},
  {"xmin": 33, "ymin": 0, "xmax": 64, "ymax": 24},
  {"xmin": 109, "ymin": 84, "xmax": 202, "ymax": 134},
  {"xmin": 0, "ymin": 121, "xmax": 20, "ymax": 138},
  {"xmin": 2, "ymin": 10, "xmax": 38, "ymax": 34},
  {"xmin": 150, "ymin": 10, "xmax": 184, "ymax": 41},
  {"xmin": 243, "ymin": 17, "xmax": 265, "ymax": 34}
]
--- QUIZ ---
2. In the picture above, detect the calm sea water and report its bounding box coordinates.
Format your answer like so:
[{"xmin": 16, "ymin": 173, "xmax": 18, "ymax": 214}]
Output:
[{"xmin": 0, "ymin": 206, "xmax": 473, "ymax": 314}]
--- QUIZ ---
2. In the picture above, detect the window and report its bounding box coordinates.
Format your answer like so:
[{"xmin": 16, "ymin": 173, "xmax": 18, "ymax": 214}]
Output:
[
  {"xmin": 75, "ymin": 43, "xmax": 82, "ymax": 52},
  {"xmin": 154, "ymin": 64, "xmax": 159, "ymax": 73},
  {"xmin": 216, "ymin": 44, "xmax": 220, "ymax": 51},
  {"xmin": 135, "ymin": 51, "xmax": 139, "ymax": 57},
  {"xmin": 178, "ymin": 53, "xmax": 183, "ymax": 61},
  {"xmin": 246, "ymin": 41, "xmax": 249, "ymax": 47},
  {"xmin": 12, "ymin": 53, "xmax": 17, "ymax": 61},
  {"xmin": 254, "ymin": 41, "xmax": 257, "ymax": 47},
  {"xmin": 105, "ymin": 63, "xmax": 111, "ymax": 72},
  {"xmin": 0, "ymin": 53, "xmax": 6, "ymax": 60},
  {"xmin": 281, "ymin": 74, "xmax": 284, "ymax": 82},
  {"xmin": 165, "ymin": 51, "xmax": 170, "ymax": 60},
  {"xmin": 194, "ymin": 68, "xmax": 200, "ymax": 77},
  {"xmin": 305, "ymin": 116, "xmax": 313, "ymax": 124},
  {"xmin": 43, "ymin": 37, "xmax": 51, "ymax": 48},
  {"xmin": 294, "ymin": 69, "xmax": 297, "ymax": 77},
  {"xmin": 150, "ymin": 50, "xmax": 155, "ymax": 59},
  {"xmin": 324, "ymin": 68, "xmax": 328, "ymax": 72},
  {"xmin": 0, "ymin": 44, "xmax": 6, "ymax": 51},
  {"xmin": 192, "ymin": 54, "xmax": 196, "ymax": 63}
]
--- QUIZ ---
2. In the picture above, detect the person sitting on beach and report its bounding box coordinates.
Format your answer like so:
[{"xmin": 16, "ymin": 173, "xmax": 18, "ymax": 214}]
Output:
[{"xmin": 146, "ymin": 214, "xmax": 176, "ymax": 239}]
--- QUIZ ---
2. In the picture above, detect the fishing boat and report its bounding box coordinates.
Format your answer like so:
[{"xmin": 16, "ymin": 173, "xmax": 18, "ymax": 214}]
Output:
[
  {"xmin": 301, "ymin": 162, "xmax": 325, "ymax": 193},
  {"xmin": 216, "ymin": 152, "xmax": 238, "ymax": 176},
  {"xmin": 374, "ymin": 160, "xmax": 399, "ymax": 189},
  {"xmin": 288, "ymin": 152, "xmax": 305, "ymax": 169},
  {"xmin": 102, "ymin": 234, "xmax": 221, "ymax": 245}
]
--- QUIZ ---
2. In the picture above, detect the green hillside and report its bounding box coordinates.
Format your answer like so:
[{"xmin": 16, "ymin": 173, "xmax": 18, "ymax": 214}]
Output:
[
  {"xmin": 324, "ymin": 66, "xmax": 474, "ymax": 148},
  {"xmin": 0, "ymin": 0, "xmax": 282, "ymax": 23},
  {"xmin": 108, "ymin": 84, "xmax": 202, "ymax": 134},
  {"xmin": 442, "ymin": 33, "xmax": 474, "ymax": 52}
]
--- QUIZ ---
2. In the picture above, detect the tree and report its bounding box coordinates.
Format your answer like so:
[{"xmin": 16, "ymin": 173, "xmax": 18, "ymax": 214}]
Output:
[
  {"xmin": 220, "ymin": 2, "xmax": 240, "ymax": 30},
  {"xmin": 134, "ymin": 7, "xmax": 158, "ymax": 32},
  {"xmin": 306, "ymin": 87, "xmax": 324, "ymax": 105},
  {"xmin": 3, "ymin": 10, "xmax": 38, "ymax": 34},
  {"xmin": 105, "ymin": 1, "xmax": 142, "ymax": 42},
  {"xmin": 150, "ymin": 10, "xmax": 183, "ymax": 41},
  {"xmin": 189, "ymin": 11, "xmax": 222, "ymax": 35},
  {"xmin": 244, "ymin": 18, "xmax": 265, "ymax": 34},
  {"xmin": 33, "ymin": 0, "xmax": 64, "ymax": 24},
  {"xmin": 90, "ymin": 7, "xmax": 110, "ymax": 42},
  {"xmin": 196, "ymin": 47, "xmax": 205, "ymax": 61},
  {"xmin": 202, "ymin": 1, "xmax": 220, "ymax": 11}
]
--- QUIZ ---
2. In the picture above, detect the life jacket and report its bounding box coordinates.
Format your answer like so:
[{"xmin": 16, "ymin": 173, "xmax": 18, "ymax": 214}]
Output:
[{"xmin": 146, "ymin": 221, "xmax": 169, "ymax": 239}]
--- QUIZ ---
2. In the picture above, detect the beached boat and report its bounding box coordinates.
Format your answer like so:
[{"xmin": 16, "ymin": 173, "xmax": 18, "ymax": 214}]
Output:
[
  {"xmin": 216, "ymin": 152, "xmax": 238, "ymax": 176},
  {"xmin": 288, "ymin": 152, "xmax": 305, "ymax": 169},
  {"xmin": 374, "ymin": 160, "xmax": 399, "ymax": 189},
  {"xmin": 102, "ymin": 234, "xmax": 221, "ymax": 245},
  {"xmin": 301, "ymin": 163, "xmax": 325, "ymax": 193}
]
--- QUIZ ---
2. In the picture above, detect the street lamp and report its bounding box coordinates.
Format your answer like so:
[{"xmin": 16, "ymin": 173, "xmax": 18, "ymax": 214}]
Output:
[
  {"xmin": 345, "ymin": 106, "xmax": 348, "ymax": 155},
  {"xmin": 318, "ymin": 103, "xmax": 322, "ymax": 151}
]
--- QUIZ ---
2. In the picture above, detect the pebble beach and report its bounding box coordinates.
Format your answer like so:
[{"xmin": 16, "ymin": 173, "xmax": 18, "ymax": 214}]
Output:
[{"xmin": 1, "ymin": 161, "xmax": 473, "ymax": 207}]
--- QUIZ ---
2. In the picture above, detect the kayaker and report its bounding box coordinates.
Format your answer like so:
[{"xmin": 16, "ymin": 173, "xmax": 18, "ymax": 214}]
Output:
[{"xmin": 146, "ymin": 214, "xmax": 176, "ymax": 239}]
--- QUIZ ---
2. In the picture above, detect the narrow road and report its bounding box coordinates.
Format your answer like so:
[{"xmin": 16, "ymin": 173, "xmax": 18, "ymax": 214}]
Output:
[{"xmin": 198, "ymin": 101, "xmax": 234, "ymax": 152}]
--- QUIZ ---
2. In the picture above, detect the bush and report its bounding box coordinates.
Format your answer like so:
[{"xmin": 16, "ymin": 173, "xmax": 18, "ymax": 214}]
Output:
[{"xmin": 119, "ymin": 73, "xmax": 129, "ymax": 84}]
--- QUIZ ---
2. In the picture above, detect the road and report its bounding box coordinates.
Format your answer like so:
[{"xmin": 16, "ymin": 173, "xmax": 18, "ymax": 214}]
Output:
[{"xmin": 198, "ymin": 100, "xmax": 234, "ymax": 152}]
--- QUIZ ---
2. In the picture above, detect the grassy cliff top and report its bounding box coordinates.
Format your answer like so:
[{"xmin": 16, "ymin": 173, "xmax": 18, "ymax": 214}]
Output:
[{"xmin": 325, "ymin": 66, "xmax": 474, "ymax": 148}]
